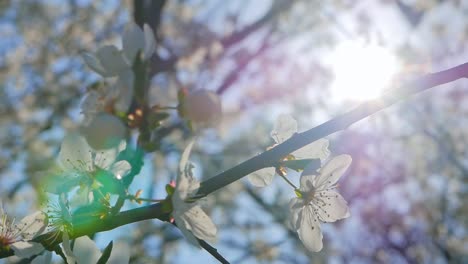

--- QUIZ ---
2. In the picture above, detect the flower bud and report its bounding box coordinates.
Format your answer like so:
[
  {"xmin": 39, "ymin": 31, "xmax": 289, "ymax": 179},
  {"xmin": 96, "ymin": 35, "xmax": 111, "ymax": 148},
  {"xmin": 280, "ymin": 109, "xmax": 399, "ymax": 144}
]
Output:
[
  {"xmin": 183, "ymin": 90, "xmax": 222, "ymax": 127},
  {"xmin": 82, "ymin": 113, "xmax": 126, "ymax": 149}
]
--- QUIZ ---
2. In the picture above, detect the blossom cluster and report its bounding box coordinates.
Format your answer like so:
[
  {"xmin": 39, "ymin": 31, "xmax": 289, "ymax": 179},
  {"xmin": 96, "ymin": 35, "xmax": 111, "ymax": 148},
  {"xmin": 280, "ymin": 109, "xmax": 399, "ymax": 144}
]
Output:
[
  {"xmin": 248, "ymin": 114, "xmax": 352, "ymax": 252},
  {"xmin": 2, "ymin": 17, "xmax": 352, "ymax": 262}
]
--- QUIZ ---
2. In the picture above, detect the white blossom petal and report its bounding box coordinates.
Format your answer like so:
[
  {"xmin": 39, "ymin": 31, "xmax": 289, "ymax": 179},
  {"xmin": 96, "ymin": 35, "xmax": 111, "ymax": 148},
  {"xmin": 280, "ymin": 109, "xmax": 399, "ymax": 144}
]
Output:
[
  {"xmin": 96, "ymin": 45, "xmax": 129, "ymax": 76},
  {"xmin": 94, "ymin": 147, "xmax": 119, "ymax": 170},
  {"xmin": 31, "ymin": 251, "xmax": 52, "ymax": 264},
  {"xmin": 288, "ymin": 198, "xmax": 304, "ymax": 230},
  {"xmin": 292, "ymin": 138, "xmax": 330, "ymax": 160},
  {"xmin": 172, "ymin": 140, "xmax": 217, "ymax": 247},
  {"xmin": 247, "ymin": 167, "xmax": 276, "ymax": 187},
  {"xmin": 62, "ymin": 232, "xmax": 76, "ymax": 264},
  {"xmin": 183, "ymin": 205, "xmax": 217, "ymax": 243},
  {"xmin": 122, "ymin": 22, "xmax": 145, "ymax": 64},
  {"xmin": 299, "ymin": 174, "xmax": 316, "ymax": 192},
  {"xmin": 176, "ymin": 141, "xmax": 200, "ymax": 197},
  {"xmin": 80, "ymin": 91, "xmax": 102, "ymax": 124},
  {"xmin": 108, "ymin": 240, "xmax": 131, "ymax": 264},
  {"xmin": 71, "ymin": 185, "xmax": 93, "ymax": 207},
  {"xmin": 297, "ymin": 206, "xmax": 323, "ymax": 252},
  {"xmin": 73, "ymin": 236, "xmax": 102, "ymax": 264},
  {"xmin": 114, "ymin": 70, "xmax": 134, "ymax": 114},
  {"xmin": 270, "ymin": 114, "xmax": 297, "ymax": 144},
  {"xmin": 82, "ymin": 52, "xmax": 108, "ymax": 76},
  {"xmin": 109, "ymin": 160, "xmax": 131, "ymax": 179},
  {"xmin": 59, "ymin": 134, "xmax": 93, "ymax": 172},
  {"xmin": 314, "ymin": 190, "xmax": 350, "ymax": 222},
  {"xmin": 315, "ymin": 155, "xmax": 352, "ymax": 190},
  {"xmin": 143, "ymin": 24, "xmax": 156, "ymax": 60},
  {"xmin": 18, "ymin": 211, "xmax": 47, "ymax": 240},
  {"xmin": 11, "ymin": 241, "xmax": 44, "ymax": 258},
  {"xmin": 176, "ymin": 217, "xmax": 201, "ymax": 247}
]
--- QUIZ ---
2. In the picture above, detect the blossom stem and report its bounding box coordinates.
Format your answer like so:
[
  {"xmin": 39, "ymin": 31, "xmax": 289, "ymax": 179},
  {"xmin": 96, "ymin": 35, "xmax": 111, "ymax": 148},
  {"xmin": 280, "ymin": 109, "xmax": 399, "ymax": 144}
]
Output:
[
  {"xmin": 279, "ymin": 174, "xmax": 298, "ymax": 189},
  {"xmin": 126, "ymin": 195, "xmax": 165, "ymax": 203},
  {"xmin": 136, "ymin": 198, "xmax": 165, "ymax": 203},
  {"xmin": 157, "ymin": 106, "xmax": 178, "ymax": 110}
]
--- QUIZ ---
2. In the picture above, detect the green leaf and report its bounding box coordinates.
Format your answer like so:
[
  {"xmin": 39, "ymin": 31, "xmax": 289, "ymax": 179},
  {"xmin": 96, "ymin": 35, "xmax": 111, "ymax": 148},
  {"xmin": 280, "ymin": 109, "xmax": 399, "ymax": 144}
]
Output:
[
  {"xmin": 282, "ymin": 159, "xmax": 320, "ymax": 172},
  {"xmin": 96, "ymin": 241, "xmax": 113, "ymax": 264}
]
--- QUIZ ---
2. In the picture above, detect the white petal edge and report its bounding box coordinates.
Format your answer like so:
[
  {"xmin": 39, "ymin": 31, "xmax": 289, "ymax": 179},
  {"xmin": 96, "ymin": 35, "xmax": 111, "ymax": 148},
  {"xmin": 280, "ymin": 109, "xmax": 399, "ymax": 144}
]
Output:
[
  {"xmin": 81, "ymin": 52, "xmax": 107, "ymax": 76},
  {"xmin": 183, "ymin": 206, "xmax": 217, "ymax": 243},
  {"xmin": 114, "ymin": 70, "xmax": 135, "ymax": 114},
  {"xmin": 292, "ymin": 138, "xmax": 330, "ymax": 161},
  {"xmin": 18, "ymin": 211, "xmax": 47, "ymax": 240},
  {"xmin": 58, "ymin": 133, "xmax": 93, "ymax": 172},
  {"xmin": 31, "ymin": 251, "xmax": 52, "ymax": 264},
  {"xmin": 62, "ymin": 232, "xmax": 76, "ymax": 264},
  {"xmin": 73, "ymin": 236, "xmax": 102, "ymax": 264},
  {"xmin": 247, "ymin": 167, "xmax": 276, "ymax": 187},
  {"xmin": 108, "ymin": 240, "xmax": 131, "ymax": 264},
  {"xmin": 314, "ymin": 190, "xmax": 350, "ymax": 222},
  {"xmin": 297, "ymin": 206, "xmax": 323, "ymax": 252},
  {"xmin": 122, "ymin": 22, "xmax": 145, "ymax": 64},
  {"xmin": 96, "ymin": 45, "xmax": 128, "ymax": 77},
  {"xmin": 288, "ymin": 198, "xmax": 304, "ymax": 230},
  {"xmin": 110, "ymin": 160, "xmax": 132, "ymax": 179},
  {"xmin": 176, "ymin": 216, "xmax": 201, "ymax": 248},
  {"xmin": 315, "ymin": 155, "xmax": 352, "ymax": 190},
  {"xmin": 11, "ymin": 241, "xmax": 44, "ymax": 259},
  {"xmin": 270, "ymin": 114, "xmax": 297, "ymax": 144},
  {"xmin": 299, "ymin": 174, "xmax": 316, "ymax": 192},
  {"xmin": 143, "ymin": 24, "xmax": 156, "ymax": 60}
]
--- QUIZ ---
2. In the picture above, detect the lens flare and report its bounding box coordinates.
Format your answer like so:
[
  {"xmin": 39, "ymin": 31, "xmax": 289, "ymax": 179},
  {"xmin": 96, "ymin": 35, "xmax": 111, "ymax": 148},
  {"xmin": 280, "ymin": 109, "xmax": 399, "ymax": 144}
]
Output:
[{"xmin": 330, "ymin": 41, "xmax": 399, "ymax": 102}]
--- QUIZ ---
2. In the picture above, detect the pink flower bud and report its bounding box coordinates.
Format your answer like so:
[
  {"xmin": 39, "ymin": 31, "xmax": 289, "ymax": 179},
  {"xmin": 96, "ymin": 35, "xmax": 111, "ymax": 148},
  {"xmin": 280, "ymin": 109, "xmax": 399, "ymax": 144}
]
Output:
[{"xmin": 183, "ymin": 90, "xmax": 222, "ymax": 127}]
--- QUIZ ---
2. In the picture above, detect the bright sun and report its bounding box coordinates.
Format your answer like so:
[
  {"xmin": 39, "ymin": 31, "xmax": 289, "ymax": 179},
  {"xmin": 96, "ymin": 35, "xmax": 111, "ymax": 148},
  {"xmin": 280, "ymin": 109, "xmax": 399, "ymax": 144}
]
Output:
[{"xmin": 330, "ymin": 41, "xmax": 399, "ymax": 102}]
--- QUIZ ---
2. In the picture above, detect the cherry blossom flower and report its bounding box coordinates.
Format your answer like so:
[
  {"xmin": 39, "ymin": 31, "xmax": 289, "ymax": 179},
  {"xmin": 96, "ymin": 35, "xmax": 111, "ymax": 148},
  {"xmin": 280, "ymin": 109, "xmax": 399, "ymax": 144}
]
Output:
[
  {"xmin": 47, "ymin": 133, "xmax": 130, "ymax": 201},
  {"xmin": 82, "ymin": 22, "xmax": 156, "ymax": 78},
  {"xmin": 62, "ymin": 236, "xmax": 130, "ymax": 264},
  {"xmin": 171, "ymin": 141, "xmax": 217, "ymax": 247},
  {"xmin": 0, "ymin": 210, "xmax": 47, "ymax": 259},
  {"xmin": 81, "ymin": 22, "xmax": 156, "ymax": 120},
  {"xmin": 183, "ymin": 90, "xmax": 222, "ymax": 127},
  {"xmin": 289, "ymin": 155, "xmax": 352, "ymax": 252},
  {"xmin": 248, "ymin": 114, "xmax": 330, "ymax": 187},
  {"xmin": 80, "ymin": 70, "xmax": 134, "ymax": 123},
  {"xmin": 81, "ymin": 113, "xmax": 127, "ymax": 150}
]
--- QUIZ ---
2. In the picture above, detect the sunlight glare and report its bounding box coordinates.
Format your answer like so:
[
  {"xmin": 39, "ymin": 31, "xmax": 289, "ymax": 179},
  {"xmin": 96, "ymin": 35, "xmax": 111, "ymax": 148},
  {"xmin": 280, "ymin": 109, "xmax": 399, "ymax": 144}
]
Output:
[{"xmin": 330, "ymin": 41, "xmax": 399, "ymax": 102}]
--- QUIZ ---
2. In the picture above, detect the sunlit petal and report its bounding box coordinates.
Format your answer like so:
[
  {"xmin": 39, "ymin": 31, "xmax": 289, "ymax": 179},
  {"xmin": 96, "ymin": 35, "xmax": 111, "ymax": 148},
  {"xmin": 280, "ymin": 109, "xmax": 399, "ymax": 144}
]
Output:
[
  {"xmin": 73, "ymin": 236, "xmax": 102, "ymax": 264},
  {"xmin": 247, "ymin": 167, "xmax": 276, "ymax": 187},
  {"xmin": 297, "ymin": 206, "xmax": 323, "ymax": 252},
  {"xmin": 110, "ymin": 160, "xmax": 131, "ymax": 180},
  {"xmin": 315, "ymin": 155, "xmax": 352, "ymax": 190},
  {"xmin": 11, "ymin": 241, "xmax": 44, "ymax": 258},
  {"xmin": 58, "ymin": 134, "xmax": 93, "ymax": 172},
  {"xmin": 270, "ymin": 114, "xmax": 297, "ymax": 144},
  {"xmin": 292, "ymin": 138, "xmax": 330, "ymax": 160},
  {"xmin": 18, "ymin": 211, "xmax": 47, "ymax": 240},
  {"xmin": 314, "ymin": 190, "xmax": 350, "ymax": 222},
  {"xmin": 96, "ymin": 45, "xmax": 128, "ymax": 76},
  {"xmin": 122, "ymin": 22, "xmax": 145, "ymax": 64}
]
